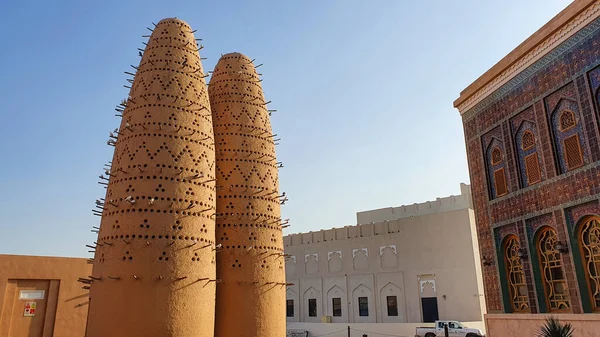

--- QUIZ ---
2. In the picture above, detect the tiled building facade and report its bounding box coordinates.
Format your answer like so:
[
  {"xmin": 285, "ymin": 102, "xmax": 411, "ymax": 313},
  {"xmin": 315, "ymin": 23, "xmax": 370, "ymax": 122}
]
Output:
[{"xmin": 455, "ymin": 0, "xmax": 600, "ymax": 331}]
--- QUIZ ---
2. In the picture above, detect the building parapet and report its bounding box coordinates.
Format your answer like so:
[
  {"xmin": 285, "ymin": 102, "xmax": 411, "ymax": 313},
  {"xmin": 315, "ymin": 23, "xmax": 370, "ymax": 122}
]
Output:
[
  {"xmin": 355, "ymin": 183, "xmax": 472, "ymax": 224},
  {"xmin": 283, "ymin": 184, "xmax": 472, "ymax": 247},
  {"xmin": 284, "ymin": 222, "xmax": 390, "ymax": 247}
]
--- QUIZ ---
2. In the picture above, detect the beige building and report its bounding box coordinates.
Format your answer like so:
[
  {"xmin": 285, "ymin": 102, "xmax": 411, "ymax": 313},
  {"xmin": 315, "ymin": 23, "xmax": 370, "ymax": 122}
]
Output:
[
  {"xmin": 283, "ymin": 183, "xmax": 486, "ymax": 325},
  {"xmin": 0, "ymin": 254, "xmax": 91, "ymax": 337}
]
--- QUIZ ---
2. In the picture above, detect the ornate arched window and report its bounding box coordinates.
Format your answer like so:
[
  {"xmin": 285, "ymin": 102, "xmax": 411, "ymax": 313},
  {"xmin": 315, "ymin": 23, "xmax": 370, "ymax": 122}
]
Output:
[
  {"xmin": 579, "ymin": 216, "xmax": 600, "ymax": 311},
  {"xmin": 487, "ymin": 139, "xmax": 508, "ymax": 199},
  {"xmin": 551, "ymin": 103, "xmax": 585, "ymax": 173},
  {"xmin": 559, "ymin": 110, "xmax": 576, "ymax": 131},
  {"xmin": 514, "ymin": 121, "xmax": 543, "ymax": 188},
  {"xmin": 504, "ymin": 236, "xmax": 529, "ymax": 311},
  {"xmin": 522, "ymin": 131, "xmax": 535, "ymax": 150},
  {"xmin": 491, "ymin": 147, "xmax": 502, "ymax": 165},
  {"xmin": 488, "ymin": 146, "xmax": 507, "ymax": 197},
  {"xmin": 537, "ymin": 228, "xmax": 571, "ymax": 311},
  {"xmin": 520, "ymin": 130, "xmax": 541, "ymax": 185}
]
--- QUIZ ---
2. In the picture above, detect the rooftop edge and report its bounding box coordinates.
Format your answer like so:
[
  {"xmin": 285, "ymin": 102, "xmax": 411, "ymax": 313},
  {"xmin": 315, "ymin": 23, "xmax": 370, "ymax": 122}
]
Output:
[{"xmin": 453, "ymin": 0, "xmax": 596, "ymax": 111}]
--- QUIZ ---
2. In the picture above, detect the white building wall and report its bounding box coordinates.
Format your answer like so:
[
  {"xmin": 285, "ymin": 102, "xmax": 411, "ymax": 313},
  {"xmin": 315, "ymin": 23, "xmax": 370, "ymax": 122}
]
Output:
[{"xmin": 284, "ymin": 184, "xmax": 485, "ymax": 324}]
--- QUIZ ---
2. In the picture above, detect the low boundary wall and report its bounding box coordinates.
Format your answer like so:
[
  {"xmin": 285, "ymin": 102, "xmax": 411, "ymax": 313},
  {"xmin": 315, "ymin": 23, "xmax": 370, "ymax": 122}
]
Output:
[
  {"xmin": 485, "ymin": 313, "xmax": 600, "ymax": 337},
  {"xmin": 287, "ymin": 322, "xmax": 486, "ymax": 337}
]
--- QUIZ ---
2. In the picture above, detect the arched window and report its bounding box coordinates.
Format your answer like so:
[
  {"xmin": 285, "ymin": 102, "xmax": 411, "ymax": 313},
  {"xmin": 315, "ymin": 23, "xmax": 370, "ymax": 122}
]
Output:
[
  {"xmin": 579, "ymin": 216, "xmax": 600, "ymax": 311},
  {"xmin": 559, "ymin": 110, "xmax": 576, "ymax": 131},
  {"xmin": 514, "ymin": 121, "xmax": 543, "ymax": 188},
  {"xmin": 521, "ymin": 130, "xmax": 541, "ymax": 185},
  {"xmin": 522, "ymin": 131, "xmax": 535, "ymax": 150},
  {"xmin": 550, "ymin": 102, "xmax": 586, "ymax": 173},
  {"xmin": 537, "ymin": 228, "xmax": 571, "ymax": 311},
  {"xmin": 491, "ymin": 147, "xmax": 502, "ymax": 165},
  {"xmin": 489, "ymin": 146, "xmax": 507, "ymax": 197},
  {"xmin": 487, "ymin": 140, "xmax": 508, "ymax": 199},
  {"xmin": 504, "ymin": 236, "xmax": 529, "ymax": 311}
]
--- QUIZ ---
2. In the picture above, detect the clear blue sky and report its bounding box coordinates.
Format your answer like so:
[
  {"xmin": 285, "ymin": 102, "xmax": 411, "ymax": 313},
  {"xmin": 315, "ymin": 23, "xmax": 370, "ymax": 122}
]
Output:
[{"xmin": 0, "ymin": 0, "xmax": 572, "ymax": 257}]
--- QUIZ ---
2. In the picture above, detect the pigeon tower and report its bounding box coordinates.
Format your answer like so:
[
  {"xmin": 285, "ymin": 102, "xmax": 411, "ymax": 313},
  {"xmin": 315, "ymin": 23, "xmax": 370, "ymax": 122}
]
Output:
[
  {"xmin": 209, "ymin": 53, "xmax": 286, "ymax": 337},
  {"xmin": 85, "ymin": 18, "xmax": 216, "ymax": 337}
]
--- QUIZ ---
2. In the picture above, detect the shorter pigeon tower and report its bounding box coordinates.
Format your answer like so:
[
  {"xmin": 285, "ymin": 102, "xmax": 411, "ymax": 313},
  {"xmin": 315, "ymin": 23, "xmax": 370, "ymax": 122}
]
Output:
[{"xmin": 209, "ymin": 53, "xmax": 286, "ymax": 337}]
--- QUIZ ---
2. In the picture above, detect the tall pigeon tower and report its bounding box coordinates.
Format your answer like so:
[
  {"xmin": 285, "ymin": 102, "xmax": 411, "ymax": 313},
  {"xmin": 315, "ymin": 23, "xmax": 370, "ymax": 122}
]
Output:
[
  {"xmin": 85, "ymin": 18, "xmax": 216, "ymax": 337},
  {"xmin": 209, "ymin": 53, "xmax": 286, "ymax": 337}
]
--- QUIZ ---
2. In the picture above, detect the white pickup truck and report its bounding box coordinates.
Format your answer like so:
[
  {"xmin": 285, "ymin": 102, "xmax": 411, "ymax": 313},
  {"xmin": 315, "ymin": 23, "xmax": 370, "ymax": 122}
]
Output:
[{"xmin": 415, "ymin": 320, "xmax": 485, "ymax": 337}]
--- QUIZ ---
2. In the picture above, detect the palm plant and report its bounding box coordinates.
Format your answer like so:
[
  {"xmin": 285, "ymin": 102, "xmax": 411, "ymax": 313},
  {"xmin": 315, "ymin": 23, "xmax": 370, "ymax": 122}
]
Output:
[{"xmin": 536, "ymin": 316, "xmax": 574, "ymax": 337}]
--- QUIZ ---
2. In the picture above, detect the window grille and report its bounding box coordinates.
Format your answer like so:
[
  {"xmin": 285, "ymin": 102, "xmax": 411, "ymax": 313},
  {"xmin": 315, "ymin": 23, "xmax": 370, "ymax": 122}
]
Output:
[
  {"xmin": 563, "ymin": 134, "xmax": 583, "ymax": 170},
  {"xmin": 494, "ymin": 168, "xmax": 508, "ymax": 197},
  {"xmin": 537, "ymin": 228, "xmax": 571, "ymax": 311},
  {"xmin": 579, "ymin": 217, "xmax": 600, "ymax": 311},
  {"xmin": 524, "ymin": 153, "xmax": 541, "ymax": 185},
  {"xmin": 504, "ymin": 236, "xmax": 529, "ymax": 311}
]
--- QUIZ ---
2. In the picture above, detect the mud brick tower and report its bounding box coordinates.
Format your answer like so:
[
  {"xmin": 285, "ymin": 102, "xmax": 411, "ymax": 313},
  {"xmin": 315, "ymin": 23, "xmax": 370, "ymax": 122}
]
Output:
[
  {"xmin": 85, "ymin": 18, "xmax": 216, "ymax": 337},
  {"xmin": 209, "ymin": 53, "xmax": 286, "ymax": 337}
]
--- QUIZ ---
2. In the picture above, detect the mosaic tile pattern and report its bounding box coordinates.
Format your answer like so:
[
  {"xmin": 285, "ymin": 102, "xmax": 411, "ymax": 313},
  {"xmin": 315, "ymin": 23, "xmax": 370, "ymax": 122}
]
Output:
[
  {"xmin": 554, "ymin": 209, "xmax": 583, "ymax": 314},
  {"xmin": 565, "ymin": 200, "xmax": 600, "ymax": 230},
  {"xmin": 577, "ymin": 75, "xmax": 600, "ymax": 164},
  {"xmin": 516, "ymin": 221, "xmax": 539, "ymax": 313},
  {"xmin": 502, "ymin": 122, "xmax": 520, "ymax": 194},
  {"xmin": 545, "ymin": 82, "xmax": 579, "ymax": 113},
  {"xmin": 495, "ymin": 222, "xmax": 519, "ymax": 248},
  {"xmin": 587, "ymin": 64, "xmax": 600, "ymax": 95},
  {"xmin": 526, "ymin": 213, "xmax": 556, "ymax": 241},
  {"xmin": 467, "ymin": 132, "xmax": 504, "ymax": 311},
  {"xmin": 510, "ymin": 107, "xmax": 536, "ymax": 135}
]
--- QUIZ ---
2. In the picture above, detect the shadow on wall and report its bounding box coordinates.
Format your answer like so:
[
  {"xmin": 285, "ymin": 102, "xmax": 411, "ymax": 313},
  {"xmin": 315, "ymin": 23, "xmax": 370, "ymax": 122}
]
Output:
[{"xmin": 66, "ymin": 293, "xmax": 90, "ymax": 308}]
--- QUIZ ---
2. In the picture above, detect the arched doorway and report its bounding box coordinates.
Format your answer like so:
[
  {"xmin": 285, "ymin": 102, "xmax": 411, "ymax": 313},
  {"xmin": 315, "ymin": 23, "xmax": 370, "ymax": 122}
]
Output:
[
  {"xmin": 536, "ymin": 227, "xmax": 570, "ymax": 312},
  {"xmin": 578, "ymin": 216, "xmax": 600, "ymax": 311},
  {"xmin": 503, "ymin": 235, "xmax": 529, "ymax": 312}
]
